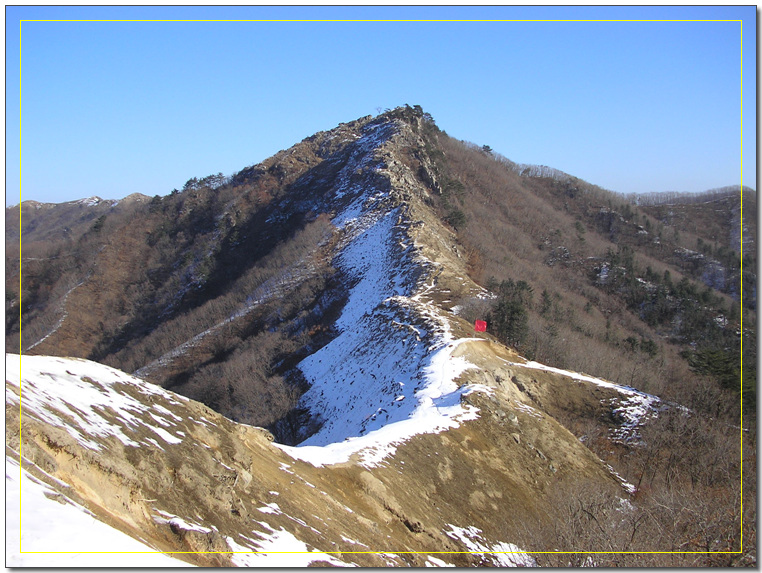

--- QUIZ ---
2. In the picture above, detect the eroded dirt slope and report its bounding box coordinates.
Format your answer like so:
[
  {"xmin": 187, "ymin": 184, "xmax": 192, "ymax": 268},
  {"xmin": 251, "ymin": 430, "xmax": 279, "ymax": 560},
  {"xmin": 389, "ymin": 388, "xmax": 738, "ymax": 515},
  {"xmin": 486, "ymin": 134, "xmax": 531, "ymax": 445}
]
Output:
[{"xmin": 7, "ymin": 341, "xmax": 649, "ymax": 566}]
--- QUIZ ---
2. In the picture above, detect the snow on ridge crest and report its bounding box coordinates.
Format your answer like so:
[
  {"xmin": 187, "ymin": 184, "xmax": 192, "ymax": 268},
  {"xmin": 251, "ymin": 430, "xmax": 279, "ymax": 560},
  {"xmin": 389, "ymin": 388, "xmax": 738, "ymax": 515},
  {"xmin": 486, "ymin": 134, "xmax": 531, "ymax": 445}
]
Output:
[{"xmin": 278, "ymin": 123, "xmax": 489, "ymax": 467}]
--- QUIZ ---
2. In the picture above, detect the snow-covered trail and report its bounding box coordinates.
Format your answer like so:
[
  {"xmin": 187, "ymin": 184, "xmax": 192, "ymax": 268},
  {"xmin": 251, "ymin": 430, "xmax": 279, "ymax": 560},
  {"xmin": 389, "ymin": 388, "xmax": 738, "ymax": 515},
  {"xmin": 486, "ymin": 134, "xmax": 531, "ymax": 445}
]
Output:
[
  {"xmin": 134, "ymin": 253, "xmax": 321, "ymax": 380},
  {"xmin": 24, "ymin": 277, "xmax": 88, "ymax": 352}
]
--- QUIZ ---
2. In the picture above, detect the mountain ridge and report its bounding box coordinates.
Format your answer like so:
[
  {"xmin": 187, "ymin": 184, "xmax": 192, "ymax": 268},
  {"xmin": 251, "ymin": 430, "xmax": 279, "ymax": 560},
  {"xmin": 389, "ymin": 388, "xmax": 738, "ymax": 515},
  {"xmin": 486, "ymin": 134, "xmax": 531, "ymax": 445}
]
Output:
[
  {"xmin": 7, "ymin": 105, "xmax": 754, "ymax": 566},
  {"xmin": 7, "ymin": 105, "xmax": 754, "ymax": 429}
]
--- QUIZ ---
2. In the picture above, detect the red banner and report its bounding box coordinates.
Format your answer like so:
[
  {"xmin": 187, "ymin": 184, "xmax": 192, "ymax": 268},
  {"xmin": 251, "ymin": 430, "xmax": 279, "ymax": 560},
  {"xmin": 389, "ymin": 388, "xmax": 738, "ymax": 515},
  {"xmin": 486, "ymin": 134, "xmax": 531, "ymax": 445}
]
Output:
[{"xmin": 474, "ymin": 320, "xmax": 487, "ymax": 332}]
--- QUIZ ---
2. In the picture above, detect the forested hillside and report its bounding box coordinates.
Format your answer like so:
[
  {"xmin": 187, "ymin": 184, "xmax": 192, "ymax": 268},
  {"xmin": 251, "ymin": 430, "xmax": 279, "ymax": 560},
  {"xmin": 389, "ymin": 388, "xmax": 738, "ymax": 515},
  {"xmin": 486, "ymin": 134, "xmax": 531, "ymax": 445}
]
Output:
[{"xmin": 410, "ymin": 111, "xmax": 755, "ymax": 419}]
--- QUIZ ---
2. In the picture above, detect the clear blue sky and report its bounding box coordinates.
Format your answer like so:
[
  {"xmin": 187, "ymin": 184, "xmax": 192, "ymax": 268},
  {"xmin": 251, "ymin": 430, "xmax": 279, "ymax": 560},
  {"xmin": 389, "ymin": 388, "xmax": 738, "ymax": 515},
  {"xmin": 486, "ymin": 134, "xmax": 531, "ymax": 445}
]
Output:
[{"xmin": 6, "ymin": 5, "xmax": 756, "ymax": 206}]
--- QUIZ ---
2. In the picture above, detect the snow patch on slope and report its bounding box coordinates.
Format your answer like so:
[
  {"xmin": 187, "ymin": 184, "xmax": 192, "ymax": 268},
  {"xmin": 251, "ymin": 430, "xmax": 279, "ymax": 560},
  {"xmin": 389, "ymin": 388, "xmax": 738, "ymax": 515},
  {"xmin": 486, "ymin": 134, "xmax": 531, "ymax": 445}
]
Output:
[
  {"xmin": 7, "ymin": 354, "xmax": 188, "ymax": 452},
  {"xmin": 278, "ymin": 304, "xmax": 483, "ymax": 467},
  {"xmin": 277, "ymin": 210, "xmax": 486, "ymax": 466},
  {"xmin": 513, "ymin": 360, "xmax": 661, "ymax": 443},
  {"xmin": 6, "ymin": 454, "xmax": 188, "ymax": 567},
  {"xmin": 226, "ymin": 523, "xmax": 350, "ymax": 567},
  {"xmin": 152, "ymin": 510, "xmax": 214, "ymax": 534},
  {"xmin": 444, "ymin": 524, "xmax": 536, "ymax": 567},
  {"xmin": 426, "ymin": 555, "xmax": 456, "ymax": 567},
  {"xmin": 7, "ymin": 356, "xmax": 348, "ymax": 567}
]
